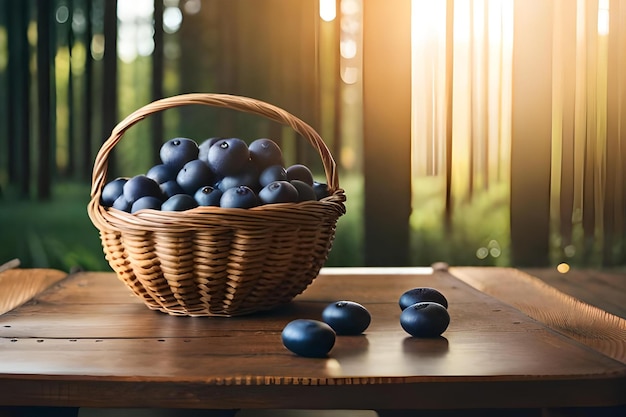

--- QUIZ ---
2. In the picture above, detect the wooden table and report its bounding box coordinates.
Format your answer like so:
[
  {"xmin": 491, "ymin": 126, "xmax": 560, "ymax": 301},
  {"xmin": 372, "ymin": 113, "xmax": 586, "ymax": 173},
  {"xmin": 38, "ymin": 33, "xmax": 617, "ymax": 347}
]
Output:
[{"xmin": 1, "ymin": 266, "xmax": 625, "ymax": 417}]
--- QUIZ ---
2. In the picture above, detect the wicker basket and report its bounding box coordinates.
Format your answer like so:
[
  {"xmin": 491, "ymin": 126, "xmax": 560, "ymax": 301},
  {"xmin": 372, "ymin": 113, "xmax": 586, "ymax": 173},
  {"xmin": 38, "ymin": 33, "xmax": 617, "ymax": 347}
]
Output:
[{"xmin": 87, "ymin": 93, "xmax": 346, "ymax": 317}]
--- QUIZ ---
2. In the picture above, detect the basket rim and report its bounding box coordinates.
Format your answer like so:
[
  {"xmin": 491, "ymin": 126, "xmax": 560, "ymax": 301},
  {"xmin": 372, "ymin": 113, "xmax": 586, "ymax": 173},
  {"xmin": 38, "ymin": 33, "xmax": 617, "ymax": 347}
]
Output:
[{"xmin": 90, "ymin": 93, "xmax": 341, "ymax": 203}]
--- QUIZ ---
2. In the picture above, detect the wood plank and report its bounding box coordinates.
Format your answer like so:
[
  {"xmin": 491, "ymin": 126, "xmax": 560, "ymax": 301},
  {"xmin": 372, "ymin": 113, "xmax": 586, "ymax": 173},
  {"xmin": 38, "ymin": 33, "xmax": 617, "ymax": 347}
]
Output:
[
  {"xmin": 0, "ymin": 268, "xmax": 68, "ymax": 315},
  {"xmin": 522, "ymin": 268, "xmax": 626, "ymax": 319},
  {"xmin": 451, "ymin": 267, "xmax": 626, "ymax": 364},
  {"xmin": 1, "ymin": 269, "xmax": 625, "ymax": 410}
]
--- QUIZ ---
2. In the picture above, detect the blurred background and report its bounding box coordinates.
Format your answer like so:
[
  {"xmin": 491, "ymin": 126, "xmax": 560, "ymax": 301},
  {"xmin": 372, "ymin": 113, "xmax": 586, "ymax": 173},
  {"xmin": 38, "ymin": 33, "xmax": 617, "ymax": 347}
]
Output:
[{"xmin": 0, "ymin": 0, "xmax": 625, "ymax": 273}]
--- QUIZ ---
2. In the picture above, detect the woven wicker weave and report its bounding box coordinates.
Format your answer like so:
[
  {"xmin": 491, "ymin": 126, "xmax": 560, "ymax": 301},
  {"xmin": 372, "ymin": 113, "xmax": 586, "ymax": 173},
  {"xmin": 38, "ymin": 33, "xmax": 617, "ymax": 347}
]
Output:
[{"xmin": 87, "ymin": 93, "xmax": 346, "ymax": 317}]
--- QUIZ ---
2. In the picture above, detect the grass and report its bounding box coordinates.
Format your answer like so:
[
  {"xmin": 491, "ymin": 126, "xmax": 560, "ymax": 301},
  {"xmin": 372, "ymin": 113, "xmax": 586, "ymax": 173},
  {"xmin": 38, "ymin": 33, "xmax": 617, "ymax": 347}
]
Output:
[
  {"xmin": 0, "ymin": 182, "xmax": 108, "ymax": 272},
  {"xmin": 409, "ymin": 176, "xmax": 511, "ymax": 267},
  {"xmin": 0, "ymin": 177, "xmax": 365, "ymax": 272}
]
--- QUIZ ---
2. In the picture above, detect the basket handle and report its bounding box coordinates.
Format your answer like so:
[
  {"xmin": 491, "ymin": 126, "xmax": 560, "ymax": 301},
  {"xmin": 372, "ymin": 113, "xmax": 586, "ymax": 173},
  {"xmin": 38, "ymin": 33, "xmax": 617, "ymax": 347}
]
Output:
[{"xmin": 90, "ymin": 93, "xmax": 340, "ymax": 200}]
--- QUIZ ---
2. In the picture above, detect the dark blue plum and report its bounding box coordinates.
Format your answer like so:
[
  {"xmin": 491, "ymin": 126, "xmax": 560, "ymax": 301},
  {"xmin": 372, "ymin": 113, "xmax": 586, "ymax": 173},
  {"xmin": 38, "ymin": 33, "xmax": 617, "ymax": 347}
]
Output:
[
  {"xmin": 281, "ymin": 319, "xmax": 336, "ymax": 358},
  {"xmin": 160, "ymin": 180, "xmax": 185, "ymax": 199},
  {"xmin": 400, "ymin": 302, "xmax": 450, "ymax": 338},
  {"xmin": 123, "ymin": 175, "xmax": 163, "ymax": 204},
  {"xmin": 248, "ymin": 138, "xmax": 283, "ymax": 169},
  {"xmin": 131, "ymin": 196, "xmax": 162, "ymax": 213},
  {"xmin": 176, "ymin": 159, "xmax": 215, "ymax": 195},
  {"xmin": 313, "ymin": 181, "xmax": 330, "ymax": 200},
  {"xmin": 146, "ymin": 164, "xmax": 177, "ymax": 184},
  {"xmin": 207, "ymin": 138, "xmax": 250, "ymax": 177},
  {"xmin": 198, "ymin": 137, "xmax": 222, "ymax": 162},
  {"xmin": 161, "ymin": 194, "xmax": 198, "ymax": 211},
  {"xmin": 258, "ymin": 181, "xmax": 298, "ymax": 205},
  {"xmin": 159, "ymin": 137, "xmax": 199, "ymax": 171},
  {"xmin": 112, "ymin": 195, "xmax": 131, "ymax": 212},
  {"xmin": 259, "ymin": 165, "xmax": 287, "ymax": 188},
  {"xmin": 399, "ymin": 287, "xmax": 448, "ymax": 311},
  {"xmin": 194, "ymin": 185, "xmax": 223, "ymax": 207},
  {"xmin": 217, "ymin": 160, "xmax": 260, "ymax": 192},
  {"xmin": 101, "ymin": 178, "xmax": 127, "ymax": 207},
  {"xmin": 219, "ymin": 186, "xmax": 259, "ymax": 209},
  {"xmin": 286, "ymin": 164, "xmax": 314, "ymax": 186},
  {"xmin": 290, "ymin": 180, "xmax": 317, "ymax": 202},
  {"xmin": 322, "ymin": 301, "xmax": 371, "ymax": 335}
]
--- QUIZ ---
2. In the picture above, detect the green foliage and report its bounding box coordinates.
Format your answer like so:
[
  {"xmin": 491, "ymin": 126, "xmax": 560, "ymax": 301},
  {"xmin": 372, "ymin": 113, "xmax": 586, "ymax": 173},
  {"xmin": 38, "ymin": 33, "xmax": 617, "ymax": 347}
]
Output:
[
  {"xmin": 409, "ymin": 177, "xmax": 511, "ymax": 267},
  {"xmin": 326, "ymin": 173, "xmax": 364, "ymax": 266},
  {"xmin": 0, "ymin": 182, "xmax": 108, "ymax": 272}
]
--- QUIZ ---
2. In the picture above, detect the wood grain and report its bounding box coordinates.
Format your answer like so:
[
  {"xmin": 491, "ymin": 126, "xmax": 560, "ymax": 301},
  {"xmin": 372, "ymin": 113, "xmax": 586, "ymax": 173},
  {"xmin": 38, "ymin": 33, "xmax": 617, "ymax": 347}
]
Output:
[
  {"xmin": 0, "ymin": 268, "xmax": 624, "ymax": 411},
  {"xmin": 522, "ymin": 268, "xmax": 626, "ymax": 319},
  {"xmin": 0, "ymin": 268, "xmax": 67, "ymax": 315},
  {"xmin": 450, "ymin": 267, "xmax": 626, "ymax": 364}
]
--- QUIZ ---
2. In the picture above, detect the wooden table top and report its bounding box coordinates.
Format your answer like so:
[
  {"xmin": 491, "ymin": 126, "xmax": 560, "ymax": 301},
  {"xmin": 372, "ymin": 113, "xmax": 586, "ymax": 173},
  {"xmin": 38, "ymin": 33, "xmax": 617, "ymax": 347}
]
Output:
[{"xmin": 0, "ymin": 266, "xmax": 625, "ymax": 411}]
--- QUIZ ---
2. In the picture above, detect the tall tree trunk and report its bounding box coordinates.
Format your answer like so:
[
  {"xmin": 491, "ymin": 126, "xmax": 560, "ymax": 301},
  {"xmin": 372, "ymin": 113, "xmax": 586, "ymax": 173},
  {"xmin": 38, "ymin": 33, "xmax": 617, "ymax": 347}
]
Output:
[
  {"xmin": 557, "ymin": 0, "xmax": 576, "ymax": 260},
  {"xmin": 82, "ymin": 0, "xmax": 94, "ymax": 181},
  {"xmin": 444, "ymin": 0, "xmax": 455, "ymax": 232},
  {"xmin": 7, "ymin": 0, "xmax": 31, "ymax": 197},
  {"xmin": 617, "ymin": 0, "xmax": 626, "ymax": 264},
  {"xmin": 603, "ymin": 0, "xmax": 623, "ymax": 266},
  {"xmin": 481, "ymin": 0, "xmax": 489, "ymax": 191},
  {"xmin": 582, "ymin": 0, "xmax": 599, "ymax": 264},
  {"xmin": 102, "ymin": 0, "xmax": 117, "ymax": 177},
  {"xmin": 36, "ymin": 0, "xmax": 53, "ymax": 200},
  {"xmin": 67, "ymin": 0, "xmax": 75, "ymax": 178},
  {"xmin": 151, "ymin": 0, "xmax": 164, "ymax": 164},
  {"xmin": 0, "ymin": 0, "xmax": 8, "ymax": 192},
  {"xmin": 467, "ymin": 0, "xmax": 475, "ymax": 201},
  {"xmin": 510, "ymin": 0, "xmax": 553, "ymax": 267},
  {"xmin": 331, "ymin": 0, "xmax": 342, "ymax": 164},
  {"xmin": 362, "ymin": 0, "xmax": 412, "ymax": 266}
]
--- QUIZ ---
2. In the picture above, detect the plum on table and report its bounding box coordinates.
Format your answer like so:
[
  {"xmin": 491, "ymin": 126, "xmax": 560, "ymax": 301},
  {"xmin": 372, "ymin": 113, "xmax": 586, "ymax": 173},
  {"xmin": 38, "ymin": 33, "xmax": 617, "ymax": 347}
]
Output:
[{"xmin": 281, "ymin": 319, "xmax": 336, "ymax": 358}]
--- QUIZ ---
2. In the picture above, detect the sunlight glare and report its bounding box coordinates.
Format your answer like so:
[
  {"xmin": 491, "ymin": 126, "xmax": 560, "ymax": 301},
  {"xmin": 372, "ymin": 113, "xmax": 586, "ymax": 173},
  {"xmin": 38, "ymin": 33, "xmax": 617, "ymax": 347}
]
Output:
[
  {"xmin": 184, "ymin": 0, "xmax": 202, "ymax": 15},
  {"xmin": 325, "ymin": 358, "xmax": 342, "ymax": 374},
  {"xmin": 598, "ymin": 0, "xmax": 609, "ymax": 35},
  {"xmin": 339, "ymin": 0, "xmax": 362, "ymax": 85},
  {"xmin": 341, "ymin": 0, "xmax": 360, "ymax": 15},
  {"xmin": 72, "ymin": 8, "xmax": 87, "ymax": 33},
  {"xmin": 0, "ymin": 28, "xmax": 6, "ymax": 71},
  {"xmin": 476, "ymin": 247, "xmax": 489, "ymax": 259},
  {"xmin": 340, "ymin": 38, "xmax": 357, "ymax": 59},
  {"xmin": 164, "ymin": 6, "xmax": 183, "ymax": 34},
  {"xmin": 91, "ymin": 33, "xmax": 104, "ymax": 60},
  {"xmin": 411, "ymin": 0, "xmax": 446, "ymax": 43},
  {"xmin": 56, "ymin": 6, "xmax": 69, "ymax": 24},
  {"xmin": 320, "ymin": 0, "xmax": 336, "ymax": 22},
  {"xmin": 117, "ymin": 0, "xmax": 153, "ymax": 23},
  {"xmin": 341, "ymin": 66, "xmax": 359, "ymax": 84},
  {"xmin": 117, "ymin": 0, "xmax": 155, "ymax": 63}
]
